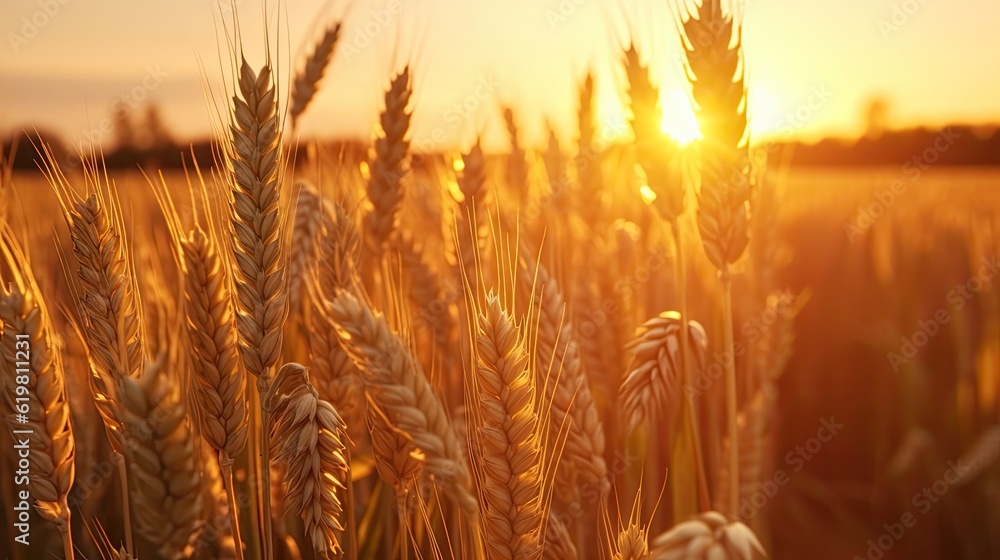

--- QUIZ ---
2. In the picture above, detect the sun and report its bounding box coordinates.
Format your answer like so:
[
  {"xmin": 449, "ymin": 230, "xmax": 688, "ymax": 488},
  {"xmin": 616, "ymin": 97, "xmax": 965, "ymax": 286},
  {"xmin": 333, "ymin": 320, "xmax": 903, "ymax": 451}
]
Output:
[{"xmin": 660, "ymin": 88, "xmax": 701, "ymax": 146}]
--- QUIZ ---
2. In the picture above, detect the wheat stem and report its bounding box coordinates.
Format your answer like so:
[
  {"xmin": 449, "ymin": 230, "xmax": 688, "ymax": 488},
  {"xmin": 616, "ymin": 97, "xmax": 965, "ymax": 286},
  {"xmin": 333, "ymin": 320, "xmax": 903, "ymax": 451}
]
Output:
[
  {"xmin": 222, "ymin": 463, "xmax": 246, "ymax": 560},
  {"xmin": 722, "ymin": 273, "xmax": 738, "ymax": 518}
]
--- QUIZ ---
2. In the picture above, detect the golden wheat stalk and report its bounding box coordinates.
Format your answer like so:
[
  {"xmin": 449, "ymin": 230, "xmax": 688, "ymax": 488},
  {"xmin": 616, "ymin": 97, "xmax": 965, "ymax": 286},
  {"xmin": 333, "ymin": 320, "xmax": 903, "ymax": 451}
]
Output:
[
  {"xmin": 613, "ymin": 522, "xmax": 649, "ymax": 560},
  {"xmin": 625, "ymin": 46, "xmax": 683, "ymax": 222},
  {"xmin": 225, "ymin": 54, "xmax": 288, "ymax": 558},
  {"xmin": 394, "ymin": 228, "xmax": 454, "ymax": 358},
  {"xmin": 0, "ymin": 233, "xmax": 76, "ymax": 559},
  {"xmin": 456, "ymin": 141, "xmax": 488, "ymax": 300},
  {"xmin": 122, "ymin": 356, "xmax": 204, "ymax": 560},
  {"xmin": 182, "ymin": 226, "xmax": 248, "ymax": 465},
  {"xmin": 53, "ymin": 184, "xmax": 141, "ymax": 555},
  {"xmin": 619, "ymin": 312, "xmax": 708, "ymax": 435},
  {"xmin": 226, "ymin": 56, "xmax": 287, "ymax": 381},
  {"xmin": 649, "ymin": 511, "xmax": 763, "ymax": 559},
  {"xmin": 520, "ymin": 256, "xmax": 608, "ymax": 500},
  {"xmin": 267, "ymin": 363, "xmax": 349, "ymax": 559},
  {"xmin": 503, "ymin": 108, "xmax": 529, "ymax": 207},
  {"xmin": 542, "ymin": 512, "xmax": 578, "ymax": 560},
  {"xmin": 290, "ymin": 23, "xmax": 342, "ymax": 128},
  {"xmin": 327, "ymin": 290, "xmax": 478, "ymax": 515},
  {"xmin": 365, "ymin": 66, "xmax": 412, "ymax": 251},
  {"xmin": 682, "ymin": 0, "xmax": 751, "ymax": 519},
  {"xmin": 471, "ymin": 295, "xmax": 542, "ymax": 559}
]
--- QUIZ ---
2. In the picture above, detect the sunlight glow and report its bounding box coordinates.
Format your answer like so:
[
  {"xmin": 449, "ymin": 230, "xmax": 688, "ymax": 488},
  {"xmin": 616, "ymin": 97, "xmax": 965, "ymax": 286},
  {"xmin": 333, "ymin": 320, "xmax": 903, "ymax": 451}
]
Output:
[
  {"xmin": 639, "ymin": 184, "xmax": 657, "ymax": 205},
  {"xmin": 661, "ymin": 89, "xmax": 701, "ymax": 146}
]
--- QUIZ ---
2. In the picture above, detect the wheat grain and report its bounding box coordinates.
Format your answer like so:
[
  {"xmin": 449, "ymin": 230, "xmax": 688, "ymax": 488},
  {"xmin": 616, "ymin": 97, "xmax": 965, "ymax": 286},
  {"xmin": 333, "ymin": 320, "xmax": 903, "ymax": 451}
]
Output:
[
  {"xmin": 520, "ymin": 256, "xmax": 608, "ymax": 499},
  {"xmin": 472, "ymin": 295, "xmax": 542, "ymax": 559},
  {"xmin": 0, "ymin": 235, "xmax": 76, "ymax": 558},
  {"xmin": 619, "ymin": 312, "xmax": 708, "ymax": 436},
  {"xmin": 394, "ymin": 228, "xmax": 454, "ymax": 357},
  {"xmin": 613, "ymin": 523, "xmax": 649, "ymax": 560},
  {"xmin": 226, "ymin": 56, "xmax": 287, "ymax": 380},
  {"xmin": 682, "ymin": 0, "xmax": 750, "ymax": 271},
  {"xmin": 181, "ymin": 226, "xmax": 248, "ymax": 465},
  {"xmin": 327, "ymin": 290, "xmax": 478, "ymax": 514},
  {"xmin": 649, "ymin": 512, "xmax": 763, "ymax": 560},
  {"xmin": 541, "ymin": 513, "xmax": 577, "ymax": 560},
  {"xmin": 625, "ymin": 46, "xmax": 682, "ymax": 222},
  {"xmin": 123, "ymin": 356, "xmax": 204, "ymax": 560},
  {"xmin": 365, "ymin": 66, "xmax": 412, "ymax": 250},
  {"xmin": 267, "ymin": 363, "xmax": 349, "ymax": 559},
  {"xmin": 290, "ymin": 24, "xmax": 342, "ymax": 128}
]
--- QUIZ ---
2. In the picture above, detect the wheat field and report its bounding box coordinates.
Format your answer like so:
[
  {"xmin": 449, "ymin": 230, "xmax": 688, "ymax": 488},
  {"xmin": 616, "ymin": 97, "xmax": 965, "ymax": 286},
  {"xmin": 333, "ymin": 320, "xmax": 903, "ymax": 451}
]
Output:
[{"xmin": 1, "ymin": 1, "xmax": 999, "ymax": 559}]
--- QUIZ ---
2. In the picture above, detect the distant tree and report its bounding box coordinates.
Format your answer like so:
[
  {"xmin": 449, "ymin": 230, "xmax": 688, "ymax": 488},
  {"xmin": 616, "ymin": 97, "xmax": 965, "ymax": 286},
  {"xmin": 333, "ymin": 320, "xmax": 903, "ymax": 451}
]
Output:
[{"xmin": 863, "ymin": 96, "xmax": 890, "ymax": 139}]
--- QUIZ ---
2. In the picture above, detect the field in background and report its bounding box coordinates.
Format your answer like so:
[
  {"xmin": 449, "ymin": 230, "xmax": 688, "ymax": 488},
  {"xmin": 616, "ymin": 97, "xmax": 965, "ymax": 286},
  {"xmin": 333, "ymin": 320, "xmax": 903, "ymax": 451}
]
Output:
[{"xmin": 4, "ymin": 164, "xmax": 998, "ymax": 559}]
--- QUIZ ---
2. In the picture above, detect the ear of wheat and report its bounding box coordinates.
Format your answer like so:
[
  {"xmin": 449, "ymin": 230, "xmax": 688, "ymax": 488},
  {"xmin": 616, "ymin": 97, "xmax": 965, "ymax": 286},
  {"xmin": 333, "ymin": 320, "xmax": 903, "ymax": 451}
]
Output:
[
  {"xmin": 122, "ymin": 356, "xmax": 204, "ymax": 560},
  {"xmin": 503, "ymin": 107, "xmax": 529, "ymax": 206},
  {"xmin": 541, "ymin": 512, "xmax": 578, "ymax": 560},
  {"xmin": 613, "ymin": 522, "xmax": 649, "ymax": 560},
  {"xmin": 619, "ymin": 312, "xmax": 708, "ymax": 436},
  {"xmin": 471, "ymin": 295, "xmax": 542, "ymax": 558},
  {"xmin": 267, "ymin": 362, "xmax": 349, "ymax": 559},
  {"xmin": 682, "ymin": 0, "xmax": 750, "ymax": 271},
  {"xmin": 625, "ymin": 46, "xmax": 682, "ymax": 222},
  {"xmin": 227, "ymin": 56, "xmax": 287, "ymax": 381},
  {"xmin": 0, "ymin": 234, "xmax": 76, "ymax": 559},
  {"xmin": 64, "ymin": 193, "xmax": 143, "ymax": 454},
  {"xmin": 520, "ymin": 256, "xmax": 608, "ymax": 500},
  {"xmin": 649, "ymin": 511, "xmax": 763, "ymax": 560},
  {"xmin": 365, "ymin": 66, "xmax": 412, "ymax": 251},
  {"xmin": 394, "ymin": 228, "xmax": 454, "ymax": 359},
  {"xmin": 327, "ymin": 290, "xmax": 478, "ymax": 515},
  {"xmin": 456, "ymin": 141, "xmax": 488, "ymax": 301},
  {"xmin": 290, "ymin": 23, "xmax": 342, "ymax": 128},
  {"xmin": 181, "ymin": 226, "xmax": 248, "ymax": 465}
]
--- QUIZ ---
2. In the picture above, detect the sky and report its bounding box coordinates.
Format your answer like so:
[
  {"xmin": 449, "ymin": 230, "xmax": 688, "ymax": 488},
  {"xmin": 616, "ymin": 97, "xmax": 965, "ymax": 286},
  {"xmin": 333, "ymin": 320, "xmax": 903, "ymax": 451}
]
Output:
[{"xmin": 1, "ymin": 0, "xmax": 999, "ymax": 152}]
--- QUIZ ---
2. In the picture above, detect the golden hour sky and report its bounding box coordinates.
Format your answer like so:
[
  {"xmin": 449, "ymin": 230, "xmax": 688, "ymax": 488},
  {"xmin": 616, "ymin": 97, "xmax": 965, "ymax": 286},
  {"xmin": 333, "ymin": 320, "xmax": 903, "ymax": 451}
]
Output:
[{"xmin": 2, "ymin": 0, "xmax": 999, "ymax": 151}]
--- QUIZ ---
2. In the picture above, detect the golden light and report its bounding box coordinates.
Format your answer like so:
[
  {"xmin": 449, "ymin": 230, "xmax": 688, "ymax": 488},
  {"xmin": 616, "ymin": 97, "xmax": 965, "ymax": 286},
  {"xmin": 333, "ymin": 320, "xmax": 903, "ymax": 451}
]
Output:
[
  {"xmin": 639, "ymin": 184, "xmax": 657, "ymax": 205},
  {"xmin": 453, "ymin": 156, "xmax": 465, "ymax": 172},
  {"xmin": 661, "ymin": 88, "xmax": 701, "ymax": 146}
]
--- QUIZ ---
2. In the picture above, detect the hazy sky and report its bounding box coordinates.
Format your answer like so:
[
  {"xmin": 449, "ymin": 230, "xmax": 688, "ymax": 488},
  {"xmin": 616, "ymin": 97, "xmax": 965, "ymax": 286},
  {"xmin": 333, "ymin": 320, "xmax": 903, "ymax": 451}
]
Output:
[{"xmin": 2, "ymin": 0, "xmax": 999, "ymax": 151}]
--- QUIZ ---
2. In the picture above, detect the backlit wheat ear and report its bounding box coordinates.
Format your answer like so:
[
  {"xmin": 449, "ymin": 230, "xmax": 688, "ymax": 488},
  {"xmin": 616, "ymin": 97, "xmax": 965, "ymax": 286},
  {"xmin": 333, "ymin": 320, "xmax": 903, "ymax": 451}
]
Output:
[
  {"xmin": 289, "ymin": 180, "xmax": 325, "ymax": 311},
  {"xmin": 520, "ymin": 256, "xmax": 609, "ymax": 499},
  {"xmin": 181, "ymin": 226, "xmax": 248, "ymax": 465},
  {"xmin": 682, "ymin": 0, "xmax": 751, "ymax": 271},
  {"xmin": 649, "ymin": 511, "xmax": 764, "ymax": 560},
  {"xmin": 613, "ymin": 523, "xmax": 649, "ymax": 560},
  {"xmin": 542, "ymin": 512, "xmax": 578, "ymax": 560},
  {"xmin": 472, "ymin": 296, "xmax": 542, "ymax": 558},
  {"xmin": 65, "ymin": 193, "xmax": 142, "ymax": 455},
  {"xmin": 290, "ymin": 24, "xmax": 342, "ymax": 128},
  {"xmin": 0, "ymin": 235, "xmax": 77, "ymax": 559},
  {"xmin": 619, "ymin": 311, "xmax": 708, "ymax": 435},
  {"xmin": 365, "ymin": 66, "xmax": 412, "ymax": 251},
  {"xmin": 123, "ymin": 357, "xmax": 204, "ymax": 560},
  {"xmin": 456, "ymin": 141, "xmax": 488, "ymax": 299},
  {"xmin": 625, "ymin": 46, "xmax": 682, "ymax": 221},
  {"xmin": 503, "ymin": 107, "xmax": 528, "ymax": 205},
  {"xmin": 226, "ymin": 56, "xmax": 287, "ymax": 381},
  {"xmin": 327, "ymin": 290, "xmax": 478, "ymax": 515},
  {"xmin": 394, "ymin": 228, "xmax": 454, "ymax": 356},
  {"xmin": 268, "ymin": 363, "xmax": 349, "ymax": 559}
]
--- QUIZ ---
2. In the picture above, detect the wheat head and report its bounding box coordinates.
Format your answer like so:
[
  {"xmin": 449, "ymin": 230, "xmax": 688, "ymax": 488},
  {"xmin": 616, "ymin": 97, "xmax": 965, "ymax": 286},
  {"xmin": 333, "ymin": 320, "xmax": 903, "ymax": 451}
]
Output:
[
  {"xmin": 649, "ymin": 511, "xmax": 763, "ymax": 560},
  {"xmin": 268, "ymin": 363, "xmax": 349, "ymax": 559},
  {"xmin": 227, "ymin": 57, "xmax": 287, "ymax": 380},
  {"xmin": 619, "ymin": 311, "xmax": 708, "ymax": 436},
  {"xmin": 0, "ymin": 236, "xmax": 76, "ymax": 532},
  {"xmin": 473, "ymin": 295, "xmax": 542, "ymax": 559},
  {"xmin": 365, "ymin": 66, "xmax": 412, "ymax": 250},
  {"xmin": 682, "ymin": 0, "xmax": 751, "ymax": 272},
  {"xmin": 181, "ymin": 226, "xmax": 248, "ymax": 465},
  {"xmin": 327, "ymin": 290, "xmax": 478, "ymax": 514},
  {"xmin": 290, "ymin": 23, "xmax": 342, "ymax": 127},
  {"xmin": 520, "ymin": 256, "xmax": 609, "ymax": 499},
  {"xmin": 122, "ymin": 357, "xmax": 204, "ymax": 560}
]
